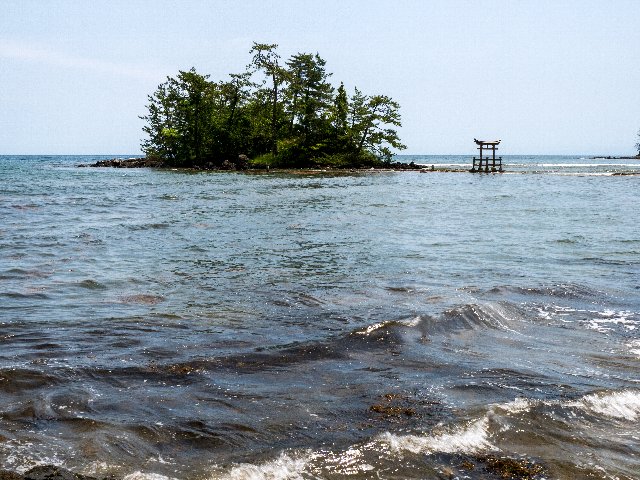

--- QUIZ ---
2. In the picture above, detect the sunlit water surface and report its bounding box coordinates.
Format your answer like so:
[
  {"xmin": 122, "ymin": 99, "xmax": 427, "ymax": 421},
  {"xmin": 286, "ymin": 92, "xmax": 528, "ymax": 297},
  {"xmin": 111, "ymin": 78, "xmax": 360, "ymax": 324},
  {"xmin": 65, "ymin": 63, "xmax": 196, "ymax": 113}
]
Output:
[{"xmin": 1, "ymin": 155, "xmax": 639, "ymax": 479}]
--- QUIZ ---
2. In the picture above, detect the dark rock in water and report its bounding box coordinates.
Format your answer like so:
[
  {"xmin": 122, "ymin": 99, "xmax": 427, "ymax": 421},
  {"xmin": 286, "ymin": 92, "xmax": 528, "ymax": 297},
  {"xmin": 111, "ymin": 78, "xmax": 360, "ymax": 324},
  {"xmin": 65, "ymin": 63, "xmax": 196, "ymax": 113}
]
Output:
[
  {"xmin": 0, "ymin": 470, "xmax": 23, "ymax": 480},
  {"xmin": 0, "ymin": 465, "xmax": 122, "ymax": 480},
  {"xmin": 386, "ymin": 161, "xmax": 422, "ymax": 170},
  {"xmin": 23, "ymin": 466, "xmax": 94, "ymax": 480},
  {"xmin": 472, "ymin": 455, "xmax": 545, "ymax": 479},
  {"xmin": 78, "ymin": 157, "xmax": 164, "ymax": 168}
]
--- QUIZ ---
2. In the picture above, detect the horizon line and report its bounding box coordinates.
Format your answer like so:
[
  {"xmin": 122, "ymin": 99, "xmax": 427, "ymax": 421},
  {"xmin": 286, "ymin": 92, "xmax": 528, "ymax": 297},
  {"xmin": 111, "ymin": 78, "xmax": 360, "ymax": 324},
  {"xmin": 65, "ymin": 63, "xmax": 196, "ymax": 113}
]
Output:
[{"xmin": 1, "ymin": 152, "xmax": 636, "ymax": 157}]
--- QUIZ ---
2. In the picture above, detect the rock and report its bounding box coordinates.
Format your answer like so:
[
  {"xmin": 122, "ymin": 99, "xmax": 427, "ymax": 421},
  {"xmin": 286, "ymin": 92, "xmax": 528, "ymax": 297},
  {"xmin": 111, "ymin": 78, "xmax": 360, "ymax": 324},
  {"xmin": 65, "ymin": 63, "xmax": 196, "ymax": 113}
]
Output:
[
  {"xmin": 81, "ymin": 158, "xmax": 164, "ymax": 168},
  {"xmin": 18, "ymin": 466, "xmax": 121, "ymax": 480},
  {"xmin": 0, "ymin": 470, "xmax": 23, "ymax": 480},
  {"xmin": 23, "ymin": 465, "xmax": 94, "ymax": 479},
  {"xmin": 475, "ymin": 455, "xmax": 545, "ymax": 479},
  {"xmin": 220, "ymin": 159, "xmax": 236, "ymax": 170},
  {"xmin": 236, "ymin": 154, "xmax": 249, "ymax": 170}
]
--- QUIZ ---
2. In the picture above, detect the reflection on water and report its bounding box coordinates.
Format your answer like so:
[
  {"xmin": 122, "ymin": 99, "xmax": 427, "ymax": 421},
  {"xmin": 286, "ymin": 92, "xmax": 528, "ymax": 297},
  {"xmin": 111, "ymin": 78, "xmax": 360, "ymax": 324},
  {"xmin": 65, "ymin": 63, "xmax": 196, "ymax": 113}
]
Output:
[{"xmin": 0, "ymin": 155, "xmax": 639, "ymax": 479}]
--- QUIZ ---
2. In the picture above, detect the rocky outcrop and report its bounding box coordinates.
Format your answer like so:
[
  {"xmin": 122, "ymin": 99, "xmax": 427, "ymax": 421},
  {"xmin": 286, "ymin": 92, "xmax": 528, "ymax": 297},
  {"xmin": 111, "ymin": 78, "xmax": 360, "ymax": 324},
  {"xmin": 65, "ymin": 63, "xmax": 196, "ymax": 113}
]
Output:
[
  {"xmin": 78, "ymin": 157, "xmax": 164, "ymax": 168},
  {"xmin": 386, "ymin": 161, "xmax": 422, "ymax": 170}
]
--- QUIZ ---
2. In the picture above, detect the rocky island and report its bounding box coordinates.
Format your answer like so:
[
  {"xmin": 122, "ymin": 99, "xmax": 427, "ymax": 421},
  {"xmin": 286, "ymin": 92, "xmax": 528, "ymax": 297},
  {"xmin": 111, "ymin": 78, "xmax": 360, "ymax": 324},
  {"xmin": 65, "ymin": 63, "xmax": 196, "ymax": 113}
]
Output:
[{"xmin": 132, "ymin": 43, "xmax": 407, "ymax": 171}]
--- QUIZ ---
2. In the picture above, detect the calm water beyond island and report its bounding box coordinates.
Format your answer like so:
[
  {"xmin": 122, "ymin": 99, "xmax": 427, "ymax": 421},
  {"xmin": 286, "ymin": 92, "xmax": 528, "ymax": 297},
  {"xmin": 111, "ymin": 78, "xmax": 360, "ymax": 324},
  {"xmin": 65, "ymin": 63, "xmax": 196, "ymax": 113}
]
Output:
[{"xmin": 1, "ymin": 154, "xmax": 639, "ymax": 479}]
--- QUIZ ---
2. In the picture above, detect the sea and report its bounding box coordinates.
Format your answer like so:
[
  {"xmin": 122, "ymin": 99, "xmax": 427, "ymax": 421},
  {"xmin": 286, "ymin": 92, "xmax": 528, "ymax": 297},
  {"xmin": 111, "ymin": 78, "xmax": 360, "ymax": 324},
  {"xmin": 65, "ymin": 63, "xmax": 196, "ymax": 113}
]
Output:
[{"xmin": 1, "ymin": 155, "xmax": 639, "ymax": 479}]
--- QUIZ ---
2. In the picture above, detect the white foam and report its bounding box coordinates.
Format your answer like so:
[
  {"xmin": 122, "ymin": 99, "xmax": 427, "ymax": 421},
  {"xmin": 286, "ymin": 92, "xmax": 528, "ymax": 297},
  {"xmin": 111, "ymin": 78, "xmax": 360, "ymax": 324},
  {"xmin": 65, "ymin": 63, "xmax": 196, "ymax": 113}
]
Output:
[
  {"xmin": 578, "ymin": 390, "xmax": 640, "ymax": 421},
  {"xmin": 355, "ymin": 322, "xmax": 387, "ymax": 335},
  {"xmin": 221, "ymin": 452, "xmax": 309, "ymax": 480},
  {"xmin": 0, "ymin": 439, "xmax": 66, "ymax": 474},
  {"xmin": 401, "ymin": 315, "xmax": 423, "ymax": 327},
  {"xmin": 496, "ymin": 397, "xmax": 532, "ymax": 414},
  {"xmin": 377, "ymin": 418, "xmax": 494, "ymax": 455},
  {"xmin": 537, "ymin": 163, "xmax": 640, "ymax": 167},
  {"xmin": 627, "ymin": 339, "xmax": 640, "ymax": 357},
  {"xmin": 585, "ymin": 310, "xmax": 638, "ymax": 333},
  {"xmin": 123, "ymin": 473, "xmax": 176, "ymax": 480},
  {"xmin": 536, "ymin": 305, "xmax": 579, "ymax": 320},
  {"xmin": 307, "ymin": 447, "xmax": 374, "ymax": 476}
]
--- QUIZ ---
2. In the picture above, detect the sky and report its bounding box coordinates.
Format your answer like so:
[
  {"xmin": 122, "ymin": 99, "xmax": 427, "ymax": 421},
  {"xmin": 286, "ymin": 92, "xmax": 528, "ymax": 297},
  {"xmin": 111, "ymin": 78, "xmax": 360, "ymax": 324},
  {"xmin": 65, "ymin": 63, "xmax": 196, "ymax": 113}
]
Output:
[{"xmin": 1, "ymin": 0, "xmax": 639, "ymax": 155}]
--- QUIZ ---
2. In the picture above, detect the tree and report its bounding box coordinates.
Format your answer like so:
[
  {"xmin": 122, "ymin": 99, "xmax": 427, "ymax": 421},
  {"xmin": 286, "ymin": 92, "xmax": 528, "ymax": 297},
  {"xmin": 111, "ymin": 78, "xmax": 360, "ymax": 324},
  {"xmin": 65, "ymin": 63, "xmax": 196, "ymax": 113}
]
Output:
[
  {"xmin": 636, "ymin": 128, "xmax": 640, "ymax": 156},
  {"xmin": 284, "ymin": 53, "xmax": 334, "ymax": 147},
  {"xmin": 249, "ymin": 43, "xmax": 284, "ymax": 155},
  {"xmin": 140, "ymin": 43, "xmax": 407, "ymax": 168},
  {"xmin": 331, "ymin": 82, "xmax": 348, "ymax": 136},
  {"xmin": 347, "ymin": 88, "xmax": 406, "ymax": 161},
  {"xmin": 140, "ymin": 68, "xmax": 215, "ymax": 167},
  {"xmin": 210, "ymin": 72, "xmax": 254, "ymax": 158}
]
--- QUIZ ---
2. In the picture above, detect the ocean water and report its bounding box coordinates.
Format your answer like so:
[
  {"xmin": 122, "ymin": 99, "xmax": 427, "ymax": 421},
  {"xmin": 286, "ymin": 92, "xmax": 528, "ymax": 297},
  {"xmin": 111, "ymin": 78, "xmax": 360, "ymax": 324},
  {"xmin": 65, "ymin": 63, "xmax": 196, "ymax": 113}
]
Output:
[{"xmin": 1, "ymin": 155, "xmax": 639, "ymax": 479}]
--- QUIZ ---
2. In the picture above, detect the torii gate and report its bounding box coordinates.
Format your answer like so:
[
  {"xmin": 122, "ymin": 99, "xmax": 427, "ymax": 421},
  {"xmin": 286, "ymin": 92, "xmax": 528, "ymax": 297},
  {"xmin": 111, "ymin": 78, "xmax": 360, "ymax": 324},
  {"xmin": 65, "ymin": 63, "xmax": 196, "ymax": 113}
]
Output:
[{"xmin": 471, "ymin": 139, "xmax": 503, "ymax": 172}]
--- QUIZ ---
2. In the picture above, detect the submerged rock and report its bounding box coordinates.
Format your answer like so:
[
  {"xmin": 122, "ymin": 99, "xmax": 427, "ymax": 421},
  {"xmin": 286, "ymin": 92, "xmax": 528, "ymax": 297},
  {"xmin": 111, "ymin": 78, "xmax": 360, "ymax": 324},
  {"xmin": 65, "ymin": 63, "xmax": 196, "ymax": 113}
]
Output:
[
  {"xmin": 472, "ymin": 455, "xmax": 545, "ymax": 479},
  {"xmin": 0, "ymin": 466, "xmax": 120, "ymax": 480},
  {"xmin": 0, "ymin": 470, "xmax": 23, "ymax": 480}
]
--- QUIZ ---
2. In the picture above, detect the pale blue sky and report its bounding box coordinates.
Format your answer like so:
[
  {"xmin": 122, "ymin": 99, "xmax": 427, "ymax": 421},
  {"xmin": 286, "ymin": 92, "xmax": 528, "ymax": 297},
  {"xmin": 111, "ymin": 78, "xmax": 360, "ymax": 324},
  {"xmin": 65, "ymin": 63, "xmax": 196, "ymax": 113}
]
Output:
[{"xmin": 1, "ymin": 0, "xmax": 639, "ymax": 155}]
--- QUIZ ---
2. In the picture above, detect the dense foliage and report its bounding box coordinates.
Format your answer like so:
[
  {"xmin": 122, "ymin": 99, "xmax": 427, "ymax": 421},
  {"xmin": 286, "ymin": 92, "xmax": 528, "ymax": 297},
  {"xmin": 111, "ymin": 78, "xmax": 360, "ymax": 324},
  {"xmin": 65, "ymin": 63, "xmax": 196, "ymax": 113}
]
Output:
[{"xmin": 140, "ymin": 43, "xmax": 406, "ymax": 168}]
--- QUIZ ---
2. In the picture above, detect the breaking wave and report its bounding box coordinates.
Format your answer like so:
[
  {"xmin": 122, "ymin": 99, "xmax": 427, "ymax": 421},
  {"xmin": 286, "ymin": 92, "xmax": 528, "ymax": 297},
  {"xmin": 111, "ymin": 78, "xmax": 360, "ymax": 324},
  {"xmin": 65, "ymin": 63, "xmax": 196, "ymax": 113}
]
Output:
[{"xmin": 377, "ymin": 417, "xmax": 494, "ymax": 454}]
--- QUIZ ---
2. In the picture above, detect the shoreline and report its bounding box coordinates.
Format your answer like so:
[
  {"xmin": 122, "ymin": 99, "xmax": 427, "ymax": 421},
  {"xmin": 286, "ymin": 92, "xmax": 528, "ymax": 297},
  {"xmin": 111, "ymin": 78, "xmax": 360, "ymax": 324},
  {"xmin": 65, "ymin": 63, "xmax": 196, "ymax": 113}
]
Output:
[
  {"xmin": 77, "ymin": 157, "xmax": 451, "ymax": 173},
  {"xmin": 75, "ymin": 156, "xmax": 640, "ymax": 176}
]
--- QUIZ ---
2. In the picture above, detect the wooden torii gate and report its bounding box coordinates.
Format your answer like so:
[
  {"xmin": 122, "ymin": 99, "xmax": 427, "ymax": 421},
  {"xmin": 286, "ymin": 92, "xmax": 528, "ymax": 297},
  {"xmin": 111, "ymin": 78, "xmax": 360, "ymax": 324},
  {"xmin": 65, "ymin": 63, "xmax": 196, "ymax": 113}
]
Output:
[{"xmin": 471, "ymin": 139, "xmax": 503, "ymax": 172}]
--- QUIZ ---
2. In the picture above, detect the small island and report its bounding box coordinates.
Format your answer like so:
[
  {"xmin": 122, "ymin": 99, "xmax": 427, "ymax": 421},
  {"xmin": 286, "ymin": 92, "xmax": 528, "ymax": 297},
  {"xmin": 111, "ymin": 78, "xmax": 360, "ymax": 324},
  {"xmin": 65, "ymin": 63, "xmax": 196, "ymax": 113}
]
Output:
[{"xmin": 133, "ymin": 43, "xmax": 407, "ymax": 170}]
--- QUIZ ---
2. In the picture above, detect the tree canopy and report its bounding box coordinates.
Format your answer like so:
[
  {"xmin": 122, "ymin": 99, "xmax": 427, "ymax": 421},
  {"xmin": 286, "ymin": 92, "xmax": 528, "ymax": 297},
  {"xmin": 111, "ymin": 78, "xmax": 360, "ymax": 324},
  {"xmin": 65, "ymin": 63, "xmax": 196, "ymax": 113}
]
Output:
[{"xmin": 140, "ymin": 43, "xmax": 406, "ymax": 169}]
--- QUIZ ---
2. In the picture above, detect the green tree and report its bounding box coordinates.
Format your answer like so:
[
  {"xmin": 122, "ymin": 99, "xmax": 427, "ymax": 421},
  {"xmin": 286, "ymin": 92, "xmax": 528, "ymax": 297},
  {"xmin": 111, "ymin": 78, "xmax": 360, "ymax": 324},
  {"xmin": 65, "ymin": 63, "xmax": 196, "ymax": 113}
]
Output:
[
  {"xmin": 250, "ymin": 42, "xmax": 284, "ymax": 155},
  {"xmin": 209, "ymin": 72, "xmax": 254, "ymax": 158},
  {"xmin": 331, "ymin": 82, "xmax": 349, "ymax": 136},
  {"xmin": 140, "ymin": 43, "xmax": 407, "ymax": 169},
  {"xmin": 348, "ymin": 88, "xmax": 406, "ymax": 161},
  {"xmin": 140, "ymin": 68, "xmax": 215, "ymax": 167},
  {"xmin": 284, "ymin": 53, "xmax": 334, "ymax": 150}
]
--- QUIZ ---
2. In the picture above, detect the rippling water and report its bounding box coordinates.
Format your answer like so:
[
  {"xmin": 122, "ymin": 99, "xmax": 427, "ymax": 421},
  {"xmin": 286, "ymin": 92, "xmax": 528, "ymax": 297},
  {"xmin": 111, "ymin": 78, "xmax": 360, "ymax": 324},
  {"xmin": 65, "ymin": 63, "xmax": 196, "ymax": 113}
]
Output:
[{"xmin": 1, "ymin": 155, "xmax": 639, "ymax": 479}]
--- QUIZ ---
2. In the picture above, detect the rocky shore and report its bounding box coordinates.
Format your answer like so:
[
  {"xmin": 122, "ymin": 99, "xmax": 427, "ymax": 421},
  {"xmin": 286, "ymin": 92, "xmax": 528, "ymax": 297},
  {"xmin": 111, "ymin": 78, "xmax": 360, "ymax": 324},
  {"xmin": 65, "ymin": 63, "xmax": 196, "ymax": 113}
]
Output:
[
  {"xmin": 77, "ymin": 157, "xmax": 163, "ymax": 168},
  {"xmin": 78, "ymin": 156, "xmax": 428, "ymax": 172}
]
